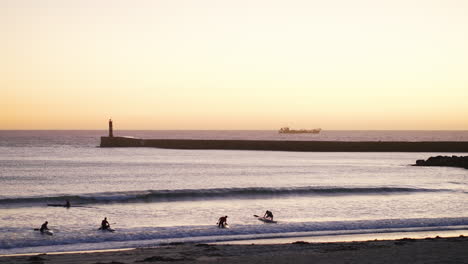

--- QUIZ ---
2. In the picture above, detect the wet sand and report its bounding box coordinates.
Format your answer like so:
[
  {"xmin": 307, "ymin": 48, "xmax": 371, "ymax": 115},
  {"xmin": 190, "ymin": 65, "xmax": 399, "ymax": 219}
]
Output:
[{"xmin": 1, "ymin": 236, "xmax": 466, "ymax": 264}]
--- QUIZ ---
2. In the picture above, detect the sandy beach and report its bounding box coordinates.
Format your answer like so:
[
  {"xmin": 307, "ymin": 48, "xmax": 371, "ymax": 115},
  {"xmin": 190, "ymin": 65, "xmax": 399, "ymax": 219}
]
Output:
[{"xmin": 1, "ymin": 236, "xmax": 466, "ymax": 264}]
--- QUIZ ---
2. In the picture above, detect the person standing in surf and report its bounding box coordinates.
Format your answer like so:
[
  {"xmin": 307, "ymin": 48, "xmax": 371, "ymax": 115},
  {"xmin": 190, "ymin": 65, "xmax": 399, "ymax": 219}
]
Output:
[{"xmin": 217, "ymin": 215, "xmax": 228, "ymax": 228}]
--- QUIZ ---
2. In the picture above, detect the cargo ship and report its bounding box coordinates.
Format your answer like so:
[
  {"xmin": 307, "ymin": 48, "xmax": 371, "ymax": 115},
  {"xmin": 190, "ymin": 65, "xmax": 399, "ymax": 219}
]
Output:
[{"xmin": 279, "ymin": 127, "xmax": 321, "ymax": 134}]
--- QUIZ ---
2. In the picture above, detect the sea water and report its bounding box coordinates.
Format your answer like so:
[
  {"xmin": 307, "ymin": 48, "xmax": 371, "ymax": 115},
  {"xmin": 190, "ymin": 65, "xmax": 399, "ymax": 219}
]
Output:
[{"xmin": 0, "ymin": 130, "xmax": 467, "ymax": 254}]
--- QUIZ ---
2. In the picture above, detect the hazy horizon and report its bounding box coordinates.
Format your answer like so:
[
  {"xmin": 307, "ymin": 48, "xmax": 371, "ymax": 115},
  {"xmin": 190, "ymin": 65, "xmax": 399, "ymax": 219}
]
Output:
[
  {"xmin": 1, "ymin": 129, "xmax": 468, "ymax": 131},
  {"xmin": 2, "ymin": 0, "xmax": 467, "ymax": 130}
]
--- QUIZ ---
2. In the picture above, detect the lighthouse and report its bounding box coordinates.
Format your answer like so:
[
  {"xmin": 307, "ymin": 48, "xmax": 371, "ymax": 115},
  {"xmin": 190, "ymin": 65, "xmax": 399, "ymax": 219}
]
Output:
[{"xmin": 109, "ymin": 119, "xmax": 113, "ymax": 137}]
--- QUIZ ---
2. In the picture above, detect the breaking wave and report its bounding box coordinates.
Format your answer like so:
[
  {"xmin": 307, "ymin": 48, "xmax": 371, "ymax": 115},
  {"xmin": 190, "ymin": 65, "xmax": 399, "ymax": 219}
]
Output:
[
  {"xmin": 1, "ymin": 217, "xmax": 467, "ymax": 254},
  {"xmin": 0, "ymin": 186, "xmax": 451, "ymax": 207}
]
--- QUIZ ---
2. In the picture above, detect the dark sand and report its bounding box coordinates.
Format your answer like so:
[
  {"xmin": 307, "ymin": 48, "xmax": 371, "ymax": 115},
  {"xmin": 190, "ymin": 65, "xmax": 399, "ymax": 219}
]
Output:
[{"xmin": 2, "ymin": 236, "xmax": 467, "ymax": 264}]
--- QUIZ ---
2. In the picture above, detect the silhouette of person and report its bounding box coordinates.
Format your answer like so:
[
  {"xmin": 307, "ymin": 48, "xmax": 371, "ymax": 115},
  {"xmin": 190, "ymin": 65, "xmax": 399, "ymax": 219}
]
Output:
[
  {"xmin": 101, "ymin": 217, "xmax": 110, "ymax": 230},
  {"xmin": 264, "ymin": 210, "xmax": 273, "ymax": 220},
  {"xmin": 40, "ymin": 221, "xmax": 49, "ymax": 233},
  {"xmin": 218, "ymin": 216, "xmax": 228, "ymax": 228}
]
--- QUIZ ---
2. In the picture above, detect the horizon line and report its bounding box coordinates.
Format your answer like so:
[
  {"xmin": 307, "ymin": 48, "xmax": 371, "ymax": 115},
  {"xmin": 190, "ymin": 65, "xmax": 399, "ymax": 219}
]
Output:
[{"xmin": 1, "ymin": 129, "xmax": 468, "ymax": 132}]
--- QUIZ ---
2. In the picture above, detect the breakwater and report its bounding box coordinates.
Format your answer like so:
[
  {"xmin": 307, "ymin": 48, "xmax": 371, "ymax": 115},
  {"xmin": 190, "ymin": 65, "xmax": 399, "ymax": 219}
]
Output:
[
  {"xmin": 415, "ymin": 156, "xmax": 468, "ymax": 169},
  {"xmin": 100, "ymin": 137, "xmax": 468, "ymax": 152}
]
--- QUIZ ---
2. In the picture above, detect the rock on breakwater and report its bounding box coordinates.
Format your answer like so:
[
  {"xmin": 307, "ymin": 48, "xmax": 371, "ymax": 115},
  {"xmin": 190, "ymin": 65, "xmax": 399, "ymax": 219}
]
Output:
[{"xmin": 415, "ymin": 156, "xmax": 468, "ymax": 169}]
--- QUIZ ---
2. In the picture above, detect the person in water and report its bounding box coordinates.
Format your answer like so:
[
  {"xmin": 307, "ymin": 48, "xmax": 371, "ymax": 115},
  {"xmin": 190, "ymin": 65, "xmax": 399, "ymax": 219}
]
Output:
[
  {"xmin": 65, "ymin": 200, "xmax": 71, "ymax": 208},
  {"xmin": 40, "ymin": 221, "xmax": 49, "ymax": 233},
  {"xmin": 264, "ymin": 210, "xmax": 274, "ymax": 220},
  {"xmin": 101, "ymin": 217, "xmax": 111, "ymax": 230},
  {"xmin": 218, "ymin": 216, "xmax": 228, "ymax": 228}
]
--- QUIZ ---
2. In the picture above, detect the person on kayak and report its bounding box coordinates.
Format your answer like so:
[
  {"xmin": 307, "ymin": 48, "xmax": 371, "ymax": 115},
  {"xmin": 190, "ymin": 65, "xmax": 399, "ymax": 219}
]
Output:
[
  {"xmin": 40, "ymin": 221, "xmax": 49, "ymax": 233},
  {"xmin": 101, "ymin": 217, "xmax": 111, "ymax": 230},
  {"xmin": 264, "ymin": 210, "xmax": 274, "ymax": 220},
  {"xmin": 218, "ymin": 215, "xmax": 228, "ymax": 228}
]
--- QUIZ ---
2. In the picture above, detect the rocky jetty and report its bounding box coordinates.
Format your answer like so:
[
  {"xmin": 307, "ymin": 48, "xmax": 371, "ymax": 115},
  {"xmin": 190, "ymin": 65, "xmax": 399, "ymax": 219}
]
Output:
[
  {"xmin": 100, "ymin": 137, "xmax": 468, "ymax": 152},
  {"xmin": 415, "ymin": 156, "xmax": 468, "ymax": 169}
]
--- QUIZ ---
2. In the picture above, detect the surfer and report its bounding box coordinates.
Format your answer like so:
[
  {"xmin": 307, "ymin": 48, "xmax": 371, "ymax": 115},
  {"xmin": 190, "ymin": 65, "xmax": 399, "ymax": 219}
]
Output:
[
  {"xmin": 217, "ymin": 215, "xmax": 228, "ymax": 228},
  {"xmin": 100, "ymin": 217, "xmax": 111, "ymax": 230},
  {"xmin": 264, "ymin": 210, "xmax": 274, "ymax": 221},
  {"xmin": 40, "ymin": 221, "xmax": 49, "ymax": 233}
]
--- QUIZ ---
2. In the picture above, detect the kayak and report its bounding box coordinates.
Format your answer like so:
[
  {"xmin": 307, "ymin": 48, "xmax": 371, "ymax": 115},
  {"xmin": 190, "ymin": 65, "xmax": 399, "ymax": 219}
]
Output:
[
  {"xmin": 254, "ymin": 215, "xmax": 277, "ymax": 224},
  {"xmin": 47, "ymin": 204, "xmax": 70, "ymax": 207},
  {"xmin": 47, "ymin": 204, "xmax": 91, "ymax": 208},
  {"xmin": 257, "ymin": 217, "xmax": 277, "ymax": 224},
  {"xmin": 98, "ymin": 227, "xmax": 115, "ymax": 232},
  {"xmin": 42, "ymin": 230, "xmax": 54, "ymax": 235},
  {"xmin": 34, "ymin": 229, "xmax": 53, "ymax": 235}
]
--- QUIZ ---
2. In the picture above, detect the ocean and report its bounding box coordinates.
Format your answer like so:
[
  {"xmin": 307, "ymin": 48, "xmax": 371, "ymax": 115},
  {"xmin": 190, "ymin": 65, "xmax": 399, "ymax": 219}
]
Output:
[{"xmin": 0, "ymin": 130, "xmax": 467, "ymax": 255}]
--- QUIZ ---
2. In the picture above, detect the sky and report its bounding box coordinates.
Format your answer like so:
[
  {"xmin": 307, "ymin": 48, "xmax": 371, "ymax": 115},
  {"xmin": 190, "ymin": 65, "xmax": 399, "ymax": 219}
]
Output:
[{"xmin": 1, "ymin": 0, "xmax": 467, "ymax": 130}]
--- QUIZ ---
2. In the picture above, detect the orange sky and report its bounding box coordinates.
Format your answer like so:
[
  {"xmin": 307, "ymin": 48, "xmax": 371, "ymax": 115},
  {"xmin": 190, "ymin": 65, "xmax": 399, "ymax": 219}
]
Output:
[{"xmin": 1, "ymin": 0, "xmax": 467, "ymax": 130}]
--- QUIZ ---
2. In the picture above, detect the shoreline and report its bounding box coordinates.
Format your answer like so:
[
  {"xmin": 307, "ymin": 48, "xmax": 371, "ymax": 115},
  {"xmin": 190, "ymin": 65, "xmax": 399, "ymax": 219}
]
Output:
[
  {"xmin": 1, "ymin": 235, "xmax": 467, "ymax": 264},
  {"xmin": 100, "ymin": 137, "xmax": 468, "ymax": 152},
  {"xmin": 0, "ymin": 225, "xmax": 468, "ymax": 256},
  {"xmin": 216, "ymin": 228, "xmax": 468, "ymax": 245},
  {"xmin": 2, "ymin": 228, "xmax": 467, "ymax": 256},
  {"xmin": 2, "ymin": 226, "xmax": 466, "ymax": 256}
]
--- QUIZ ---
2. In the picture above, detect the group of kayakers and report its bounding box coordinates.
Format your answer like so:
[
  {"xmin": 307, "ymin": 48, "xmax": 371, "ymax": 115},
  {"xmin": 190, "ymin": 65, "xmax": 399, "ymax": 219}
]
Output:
[
  {"xmin": 216, "ymin": 210, "xmax": 274, "ymax": 228},
  {"xmin": 38, "ymin": 217, "xmax": 113, "ymax": 234},
  {"xmin": 38, "ymin": 200, "xmax": 274, "ymax": 233}
]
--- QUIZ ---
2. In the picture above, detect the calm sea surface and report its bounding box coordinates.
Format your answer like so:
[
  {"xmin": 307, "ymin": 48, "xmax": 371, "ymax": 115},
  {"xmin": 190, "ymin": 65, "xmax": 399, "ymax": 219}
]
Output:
[{"xmin": 0, "ymin": 130, "xmax": 467, "ymax": 254}]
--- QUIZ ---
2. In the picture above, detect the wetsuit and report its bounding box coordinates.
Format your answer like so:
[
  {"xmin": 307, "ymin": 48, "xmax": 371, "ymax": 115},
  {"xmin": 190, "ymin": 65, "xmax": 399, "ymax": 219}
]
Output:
[
  {"xmin": 218, "ymin": 216, "xmax": 228, "ymax": 228},
  {"xmin": 101, "ymin": 219, "xmax": 110, "ymax": 230},
  {"xmin": 264, "ymin": 211, "xmax": 273, "ymax": 220},
  {"xmin": 40, "ymin": 222, "xmax": 48, "ymax": 233}
]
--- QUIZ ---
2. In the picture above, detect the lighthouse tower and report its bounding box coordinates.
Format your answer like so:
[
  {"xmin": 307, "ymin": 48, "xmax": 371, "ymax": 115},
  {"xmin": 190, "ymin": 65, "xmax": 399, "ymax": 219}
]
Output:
[{"xmin": 109, "ymin": 119, "xmax": 113, "ymax": 137}]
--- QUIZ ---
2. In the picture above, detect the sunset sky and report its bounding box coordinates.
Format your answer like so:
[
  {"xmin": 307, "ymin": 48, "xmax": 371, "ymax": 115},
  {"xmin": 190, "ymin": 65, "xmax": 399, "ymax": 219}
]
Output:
[{"xmin": 2, "ymin": 0, "xmax": 467, "ymax": 130}]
